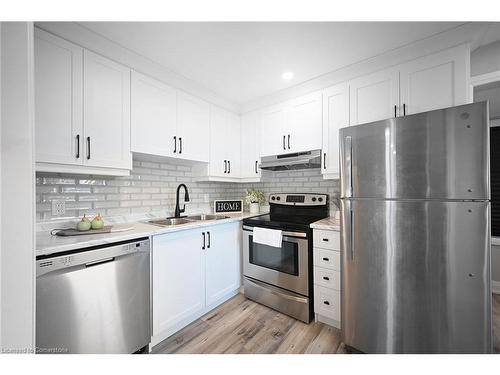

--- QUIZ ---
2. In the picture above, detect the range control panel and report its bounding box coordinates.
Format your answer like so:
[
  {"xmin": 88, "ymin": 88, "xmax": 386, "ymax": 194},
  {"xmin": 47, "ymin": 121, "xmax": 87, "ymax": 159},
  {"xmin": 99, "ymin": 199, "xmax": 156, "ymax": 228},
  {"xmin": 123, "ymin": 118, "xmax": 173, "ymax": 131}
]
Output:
[{"xmin": 269, "ymin": 193, "xmax": 328, "ymax": 206}]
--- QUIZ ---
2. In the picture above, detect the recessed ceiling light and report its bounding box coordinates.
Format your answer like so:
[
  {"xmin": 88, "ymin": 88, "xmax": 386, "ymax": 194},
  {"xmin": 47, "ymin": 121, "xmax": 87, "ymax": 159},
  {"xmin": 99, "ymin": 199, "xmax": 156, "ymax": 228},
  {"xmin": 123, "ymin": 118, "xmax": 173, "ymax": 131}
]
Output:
[{"xmin": 282, "ymin": 71, "xmax": 294, "ymax": 81}]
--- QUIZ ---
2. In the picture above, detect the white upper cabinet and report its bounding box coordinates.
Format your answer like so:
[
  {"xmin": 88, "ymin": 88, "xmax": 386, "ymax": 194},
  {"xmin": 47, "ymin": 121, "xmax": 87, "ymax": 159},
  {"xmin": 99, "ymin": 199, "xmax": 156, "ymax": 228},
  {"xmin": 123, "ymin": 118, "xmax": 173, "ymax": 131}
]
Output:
[
  {"xmin": 399, "ymin": 44, "xmax": 470, "ymax": 115},
  {"xmin": 205, "ymin": 222, "xmax": 241, "ymax": 306},
  {"xmin": 227, "ymin": 112, "xmax": 241, "ymax": 178},
  {"xmin": 35, "ymin": 28, "xmax": 83, "ymax": 165},
  {"xmin": 208, "ymin": 106, "xmax": 240, "ymax": 178},
  {"xmin": 177, "ymin": 91, "xmax": 210, "ymax": 162},
  {"xmin": 260, "ymin": 104, "xmax": 286, "ymax": 157},
  {"xmin": 322, "ymin": 83, "xmax": 349, "ymax": 179},
  {"xmin": 349, "ymin": 68, "xmax": 400, "ymax": 126},
  {"xmin": 83, "ymin": 50, "xmax": 132, "ymax": 170},
  {"xmin": 259, "ymin": 91, "xmax": 323, "ymax": 157},
  {"xmin": 131, "ymin": 71, "xmax": 177, "ymax": 157},
  {"xmin": 209, "ymin": 106, "xmax": 230, "ymax": 177},
  {"xmin": 240, "ymin": 111, "xmax": 261, "ymax": 180},
  {"xmin": 286, "ymin": 91, "xmax": 323, "ymax": 153}
]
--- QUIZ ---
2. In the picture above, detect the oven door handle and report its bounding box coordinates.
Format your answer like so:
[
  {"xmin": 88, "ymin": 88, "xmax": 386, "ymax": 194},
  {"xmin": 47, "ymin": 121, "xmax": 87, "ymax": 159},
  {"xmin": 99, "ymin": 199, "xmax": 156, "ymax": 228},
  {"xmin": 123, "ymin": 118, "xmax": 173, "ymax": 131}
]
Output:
[{"xmin": 242, "ymin": 226, "xmax": 307, "ymax": 238}]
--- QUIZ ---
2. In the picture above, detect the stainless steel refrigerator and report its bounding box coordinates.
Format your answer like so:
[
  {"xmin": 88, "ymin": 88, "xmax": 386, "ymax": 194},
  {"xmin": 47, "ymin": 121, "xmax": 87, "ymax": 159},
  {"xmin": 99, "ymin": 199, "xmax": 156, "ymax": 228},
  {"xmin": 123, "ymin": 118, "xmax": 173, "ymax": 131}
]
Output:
[{"xmin": 339, "ymin": 102, "xmax": 493, "ymax": 354}]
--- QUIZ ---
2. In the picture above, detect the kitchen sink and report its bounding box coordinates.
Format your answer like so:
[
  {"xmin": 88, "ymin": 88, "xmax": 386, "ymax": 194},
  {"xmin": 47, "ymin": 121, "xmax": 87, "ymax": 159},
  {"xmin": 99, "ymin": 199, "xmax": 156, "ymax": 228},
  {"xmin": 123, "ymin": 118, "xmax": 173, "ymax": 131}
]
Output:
[
  {"xmin": 186, "ymin": 214, "xmax": 231, "ymax": 221},
  {"xmin": 148, "ymin": 218, "xmax": 192, "ymax": 226}
]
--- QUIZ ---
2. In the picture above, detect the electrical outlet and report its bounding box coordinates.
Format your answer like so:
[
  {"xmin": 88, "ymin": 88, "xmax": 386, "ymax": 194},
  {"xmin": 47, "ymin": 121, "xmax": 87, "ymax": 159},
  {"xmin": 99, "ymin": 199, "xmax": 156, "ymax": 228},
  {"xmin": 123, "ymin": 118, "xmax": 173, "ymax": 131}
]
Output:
[
  {"xmin": 52, "ymin": 199, "xmax": 66, "ymax": 216},
  {"xmin": 203, "ymin": 194, "xmax": 209, "ymax": 203}
]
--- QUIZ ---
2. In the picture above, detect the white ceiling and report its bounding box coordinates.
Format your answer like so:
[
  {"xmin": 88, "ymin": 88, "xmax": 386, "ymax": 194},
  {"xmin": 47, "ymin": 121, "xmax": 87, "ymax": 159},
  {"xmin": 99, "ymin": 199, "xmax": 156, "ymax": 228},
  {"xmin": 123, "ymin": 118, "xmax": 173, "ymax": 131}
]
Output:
[{"xmin": 79, "ymin": 22, "xmax": 466, "ymax": 105}]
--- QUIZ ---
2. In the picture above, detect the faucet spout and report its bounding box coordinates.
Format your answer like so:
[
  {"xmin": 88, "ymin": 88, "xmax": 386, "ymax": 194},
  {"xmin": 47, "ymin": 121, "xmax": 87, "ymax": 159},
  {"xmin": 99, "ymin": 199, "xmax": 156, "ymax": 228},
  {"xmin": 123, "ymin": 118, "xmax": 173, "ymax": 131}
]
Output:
[{"xmin": 174, "ymin": 184, "xmax": 190, "ymax": 218}]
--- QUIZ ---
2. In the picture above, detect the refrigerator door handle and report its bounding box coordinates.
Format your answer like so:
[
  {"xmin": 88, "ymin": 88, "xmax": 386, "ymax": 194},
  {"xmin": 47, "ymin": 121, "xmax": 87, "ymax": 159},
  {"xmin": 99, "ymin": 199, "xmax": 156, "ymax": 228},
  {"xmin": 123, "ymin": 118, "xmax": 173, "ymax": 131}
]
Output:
[
  {"xmin": 345, "ymin": 136, "xmax": 353, "ymax": 197},
  {"xmin": 344, "ymin": 199, "xmax": 354, "ymax": 261}
]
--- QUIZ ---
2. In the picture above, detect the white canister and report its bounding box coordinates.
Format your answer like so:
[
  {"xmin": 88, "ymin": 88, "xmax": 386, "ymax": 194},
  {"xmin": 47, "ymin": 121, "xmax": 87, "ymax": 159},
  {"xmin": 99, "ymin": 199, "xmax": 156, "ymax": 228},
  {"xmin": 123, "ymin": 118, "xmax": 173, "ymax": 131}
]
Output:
[{"xmin": 249, "ymin": 202, "xmax": 260, "ymax": 214}]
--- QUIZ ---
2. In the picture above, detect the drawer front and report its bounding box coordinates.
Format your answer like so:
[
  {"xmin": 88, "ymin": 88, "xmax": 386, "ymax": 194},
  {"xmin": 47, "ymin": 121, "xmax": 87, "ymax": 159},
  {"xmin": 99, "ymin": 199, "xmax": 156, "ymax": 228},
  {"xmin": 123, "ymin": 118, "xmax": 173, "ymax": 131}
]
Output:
[
  {"xmin": 314, "ymin": 267, "xmax": 340, "ymax": 290},
  {"xmin": 313, "ymin": 248, "xmax": 340, "ymax": 270},
  {"xmin": 314, "ymin": 286, "xmax": 341, "ymax": 321},
  {"xmin": 313, "ymin": 229, "xmax": 340, "ymax": 250}
]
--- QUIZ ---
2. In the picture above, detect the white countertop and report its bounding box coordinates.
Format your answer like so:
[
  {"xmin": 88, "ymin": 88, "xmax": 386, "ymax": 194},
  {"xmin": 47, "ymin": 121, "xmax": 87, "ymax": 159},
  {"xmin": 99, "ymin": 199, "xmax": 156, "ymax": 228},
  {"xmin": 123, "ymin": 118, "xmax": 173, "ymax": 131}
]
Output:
[
  {"xmin": 36, "ymin": 212, "xmax": 259, "ymax": 257},
  {"xmin": 310, "ymin": 216, "xmax": 340, "ymax": 231}
]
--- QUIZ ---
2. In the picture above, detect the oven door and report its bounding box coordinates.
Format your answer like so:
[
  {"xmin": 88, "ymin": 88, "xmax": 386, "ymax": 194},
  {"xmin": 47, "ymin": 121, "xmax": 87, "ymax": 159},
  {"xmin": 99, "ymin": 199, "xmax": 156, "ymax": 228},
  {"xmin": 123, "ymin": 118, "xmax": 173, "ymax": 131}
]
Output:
[{"xmin": 242, "ymin": 225, "xmax": 309, "ymax": 296}]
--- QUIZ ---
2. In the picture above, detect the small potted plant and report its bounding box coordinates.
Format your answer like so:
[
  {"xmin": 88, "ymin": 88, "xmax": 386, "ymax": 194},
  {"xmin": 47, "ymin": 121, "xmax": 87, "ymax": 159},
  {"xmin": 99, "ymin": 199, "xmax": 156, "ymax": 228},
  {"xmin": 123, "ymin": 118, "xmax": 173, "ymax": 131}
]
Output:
[{"xmin": 244, "ymin": 188, "xmax": 265, "ymax": 214}]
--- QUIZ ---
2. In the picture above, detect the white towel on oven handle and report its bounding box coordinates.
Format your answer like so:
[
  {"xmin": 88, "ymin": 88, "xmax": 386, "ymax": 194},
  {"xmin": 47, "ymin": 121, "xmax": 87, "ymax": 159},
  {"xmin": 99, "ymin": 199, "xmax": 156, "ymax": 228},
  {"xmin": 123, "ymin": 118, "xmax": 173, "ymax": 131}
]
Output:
[{"xmin": 252, "ymin": 227, "xmax": 283, "ymax": 248}]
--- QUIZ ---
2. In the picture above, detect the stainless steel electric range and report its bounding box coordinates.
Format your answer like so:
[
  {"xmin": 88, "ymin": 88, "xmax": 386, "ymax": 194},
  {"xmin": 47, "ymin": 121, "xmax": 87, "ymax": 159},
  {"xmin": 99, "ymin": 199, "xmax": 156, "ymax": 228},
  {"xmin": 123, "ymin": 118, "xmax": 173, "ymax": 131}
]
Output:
[{"xmin": 242, "ymin": 193, "xmax": 329, "ymax": 323}]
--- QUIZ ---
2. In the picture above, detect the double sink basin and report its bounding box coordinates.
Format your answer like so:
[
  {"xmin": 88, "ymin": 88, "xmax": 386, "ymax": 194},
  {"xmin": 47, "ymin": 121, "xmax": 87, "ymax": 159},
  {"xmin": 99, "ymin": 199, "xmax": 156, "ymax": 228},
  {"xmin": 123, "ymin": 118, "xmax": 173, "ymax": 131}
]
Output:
[{"xmin": 148, "ymin": 214, "xmax": 231, "ymax": 227}]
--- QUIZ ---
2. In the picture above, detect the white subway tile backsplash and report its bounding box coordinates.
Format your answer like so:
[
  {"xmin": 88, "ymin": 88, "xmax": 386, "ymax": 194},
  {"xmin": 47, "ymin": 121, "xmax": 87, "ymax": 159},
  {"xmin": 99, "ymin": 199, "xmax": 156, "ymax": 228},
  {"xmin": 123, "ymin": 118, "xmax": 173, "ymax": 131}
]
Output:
[{"xmin": 36, "ymin": 154, "xmax": 340, "ymax": 222}]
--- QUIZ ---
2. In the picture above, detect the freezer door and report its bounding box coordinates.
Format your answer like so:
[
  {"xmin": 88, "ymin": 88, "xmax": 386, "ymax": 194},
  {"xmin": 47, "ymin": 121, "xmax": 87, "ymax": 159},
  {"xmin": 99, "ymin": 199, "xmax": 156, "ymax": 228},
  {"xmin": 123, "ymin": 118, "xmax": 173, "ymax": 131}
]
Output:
[
  {"xmin": 341, "ymin": 199, "xmax": 492, "ymax": 353},
  {"xmin": 340, "ymin": 102, "xmax": 489, "ymax": 200}
]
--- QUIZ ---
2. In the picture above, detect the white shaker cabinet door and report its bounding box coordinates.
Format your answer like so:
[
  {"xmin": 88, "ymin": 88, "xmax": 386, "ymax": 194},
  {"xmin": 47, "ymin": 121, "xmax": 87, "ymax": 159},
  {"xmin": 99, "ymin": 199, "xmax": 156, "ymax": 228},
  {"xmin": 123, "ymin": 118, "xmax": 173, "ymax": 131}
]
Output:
[
  {"xmin": 152, "ymin": 229, "xmax": 205, "ymax": 336},
  {"xmin": 177, "ymin": 91, "xmax": 210, "ymax": 162},
  {"xmin": 131, "ymin": 71, "xmax": 177, "ymax": 157},
  {"xmin": 286, "ymin": 91, "xmax": 323, "ymax": 153},
  {"xmin": 205, "ymin": 223, "xmax": 241, "ymax": 306},
  {"xmin": 240, "ymin": 111, "xmax": 261, "ymax": 179},
  {"xmin": 260, "ymin": 104, "xmax": 286, "ymax": 157},
  {"xmin": 34, "ymin": 28, "xmax": 83, "ymax": 165},
  {"xmin": 322, "ymin": 83, "xmax": 349, "ymax": 179},
  {"xmin": 350, "ymin": 68, "xmax": 399, "ymax": 126},
  {"xmin": 399, "ymin": 44, "xmax": 470, "ymax": 116},
  {"xmin": 226, "ymin": 112, "xmax": 241, "ymax": 178},
  {"xmin": 209, "ymin": 105, "xmax": 230, "ymax": 177},
  {"xmin": 83, "ymin": 50, "xmax": 131, "ymax": 169}
]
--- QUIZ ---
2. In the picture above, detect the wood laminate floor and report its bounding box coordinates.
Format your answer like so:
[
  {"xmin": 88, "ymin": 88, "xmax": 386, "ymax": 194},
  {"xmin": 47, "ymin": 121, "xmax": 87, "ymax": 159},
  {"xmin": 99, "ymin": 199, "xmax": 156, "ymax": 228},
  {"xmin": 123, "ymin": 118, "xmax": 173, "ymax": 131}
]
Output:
[{"xmin": 154, "ymin": 293, "xmax": 500, "ymax": 354}]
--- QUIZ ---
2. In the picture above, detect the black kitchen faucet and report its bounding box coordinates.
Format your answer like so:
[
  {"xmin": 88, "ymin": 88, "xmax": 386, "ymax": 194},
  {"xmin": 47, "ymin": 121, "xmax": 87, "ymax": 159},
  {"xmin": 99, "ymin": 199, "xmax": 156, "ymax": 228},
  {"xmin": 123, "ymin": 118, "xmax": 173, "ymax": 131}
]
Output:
[{"xmin": 174, "ymin": 184, "xmax": 190, "ymax": 218}]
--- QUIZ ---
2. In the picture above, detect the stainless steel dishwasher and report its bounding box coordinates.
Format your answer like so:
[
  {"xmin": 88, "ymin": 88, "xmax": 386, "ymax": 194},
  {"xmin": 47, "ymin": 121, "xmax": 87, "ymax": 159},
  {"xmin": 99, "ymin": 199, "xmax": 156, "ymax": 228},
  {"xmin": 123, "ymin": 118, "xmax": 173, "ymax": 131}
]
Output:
[{"xmin": 36, "ymin": 238, "xmax": 151, "ymax": 354}]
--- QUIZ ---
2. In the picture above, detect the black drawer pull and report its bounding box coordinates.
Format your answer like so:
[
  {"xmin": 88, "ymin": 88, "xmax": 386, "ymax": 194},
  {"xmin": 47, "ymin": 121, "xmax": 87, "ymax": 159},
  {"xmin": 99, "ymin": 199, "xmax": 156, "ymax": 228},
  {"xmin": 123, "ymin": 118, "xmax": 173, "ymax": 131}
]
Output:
[
  {"xmin": 322, "ymin": 238, "xmax": 329, "ymax": 242},
  {"xmin": 323, "ymin": 301, "xmax": 330, "ymax": 306},
  {"xmin": 322, "ymin": 257, "xmax": 329, "ymax": 261},
  {"xmin": 323, "ymin": 276, "xmax": 330, "ymax": 281}
]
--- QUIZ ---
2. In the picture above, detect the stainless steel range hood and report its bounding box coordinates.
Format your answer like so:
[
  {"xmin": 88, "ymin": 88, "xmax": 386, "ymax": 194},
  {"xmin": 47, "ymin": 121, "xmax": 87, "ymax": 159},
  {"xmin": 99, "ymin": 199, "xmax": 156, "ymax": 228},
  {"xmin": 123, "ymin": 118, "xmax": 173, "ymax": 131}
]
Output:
[{"xmin": 259, "ymin": 150, "xmax": 321, "ymax": 171}]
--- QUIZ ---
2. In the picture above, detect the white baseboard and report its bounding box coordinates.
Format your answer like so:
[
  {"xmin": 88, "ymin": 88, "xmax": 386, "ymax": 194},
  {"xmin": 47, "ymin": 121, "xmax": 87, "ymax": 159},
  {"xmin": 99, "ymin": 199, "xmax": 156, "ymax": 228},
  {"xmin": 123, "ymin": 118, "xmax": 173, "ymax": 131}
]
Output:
[{"xmin": 493, "ymin": 280, "xmax": 500, "ymax": 295}]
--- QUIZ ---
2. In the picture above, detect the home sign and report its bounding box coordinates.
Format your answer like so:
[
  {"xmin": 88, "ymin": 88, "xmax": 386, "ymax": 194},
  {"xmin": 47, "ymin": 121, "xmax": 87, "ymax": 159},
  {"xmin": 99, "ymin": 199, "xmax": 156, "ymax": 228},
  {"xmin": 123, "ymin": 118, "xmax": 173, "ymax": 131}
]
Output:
[{"xmin": 214, "ymin": 200, "xmax": 243, "ymax": 213}]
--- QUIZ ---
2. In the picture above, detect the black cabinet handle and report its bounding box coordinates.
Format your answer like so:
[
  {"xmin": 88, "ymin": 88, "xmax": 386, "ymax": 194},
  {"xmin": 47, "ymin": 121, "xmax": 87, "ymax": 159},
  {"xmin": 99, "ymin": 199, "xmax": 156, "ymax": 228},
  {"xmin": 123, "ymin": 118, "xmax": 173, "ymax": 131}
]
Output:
[
  {"xmin": 323, "ymin": 301, "xmax": 330, "ymax": 306},
  {"xmin": 287, "ymin": 134, "xmax": 290, "ymax": 149},
  {"xmin": 323, "ymin": 276, "xmax": 330, "ymax": 281},
  {"xmin": 323, "ymin": 152, "xmax": 326, "ymax": 169},
  {"xmin": 322, "ymin": 257, "xmax": 329, "ymax": 261},
  {"xmin": 394, "ymin": 105, "xmax": 397, "ymax": 118},
  {"xmin": 76, "ymin": 134, "xmax": 80, "ymax": 159},
  {"xmin": 228, "ymin": 160, "xmax": 231, "ymax": 174},
  {"xmin": 207, "ymin": 231, "xmax": 211, "ymax": 248},
  {"xmin": 255, "ymin": 160, "xmax": 258, "ymax": 174},
  {"xmin": 202, "ymin": 232, "xmax": 206, "ymax": 250},
  {"xmin": 179, "ymin": 137, "xmax": 182, "ymax": 154},
  {"xmin": 224, "ymin": 160, "xmax": 227, "ymax": 173},
  {"xmin": 322, "ymin": 238, "xmax": 329, "ymax": 242},
  {"xmin": 403, "ymin": 103, "xmax": 406, "ymax": 116},
  {"xmin": 173, "ymin": 136, "xmax": 177, "ymax": 153},
  {"xmin": 86, "ymin": 136, "xmax": 91, "ymax": 160},
  {"xmin": 283, "ymin": 135, "xmax": 286, "ymax": 150}
]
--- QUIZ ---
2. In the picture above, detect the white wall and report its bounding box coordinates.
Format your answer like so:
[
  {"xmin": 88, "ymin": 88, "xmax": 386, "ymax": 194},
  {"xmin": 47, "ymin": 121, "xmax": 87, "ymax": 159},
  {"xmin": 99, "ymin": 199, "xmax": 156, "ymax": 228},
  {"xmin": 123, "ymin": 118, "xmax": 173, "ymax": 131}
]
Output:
[
  {"xmin": 471, "ymin": 40, "xmax": 500, "ymax": 77},
  {"xmin": 0, "ymin": 22, "xmax": 35, "ymax": 352}
]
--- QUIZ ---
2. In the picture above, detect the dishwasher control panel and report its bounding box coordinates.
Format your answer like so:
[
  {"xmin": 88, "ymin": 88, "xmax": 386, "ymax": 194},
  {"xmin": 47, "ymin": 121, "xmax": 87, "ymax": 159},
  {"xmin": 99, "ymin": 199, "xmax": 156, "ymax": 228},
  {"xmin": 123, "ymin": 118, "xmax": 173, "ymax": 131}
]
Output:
[{"xmin": 36, "ymin": 238, "xmax": 150, "ymax": 277}]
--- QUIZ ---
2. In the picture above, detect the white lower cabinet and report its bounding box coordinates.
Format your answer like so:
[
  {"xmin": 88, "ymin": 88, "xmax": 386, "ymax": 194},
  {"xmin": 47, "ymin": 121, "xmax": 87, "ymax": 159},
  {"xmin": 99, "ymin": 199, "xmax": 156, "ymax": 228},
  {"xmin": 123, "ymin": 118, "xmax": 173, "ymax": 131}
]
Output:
[
  {"xmin": 313, "ymin": 228, "xmax": 341, "ymax": 329},
  {"xmin": 205, "ymin": 223, "xmax": 241, "ymax": 305},
  {"xmin": 151, "ymin": 222, "xmax": 241, "ymax": 345}
]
